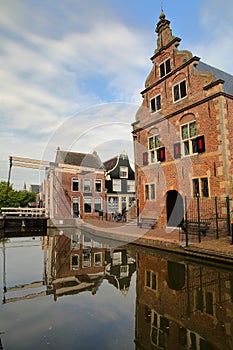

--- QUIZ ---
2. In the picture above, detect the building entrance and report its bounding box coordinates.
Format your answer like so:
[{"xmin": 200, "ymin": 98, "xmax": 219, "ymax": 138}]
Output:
[{"xmin": 166, "ymin": 190, "xmax": 184, "ymax": 227}]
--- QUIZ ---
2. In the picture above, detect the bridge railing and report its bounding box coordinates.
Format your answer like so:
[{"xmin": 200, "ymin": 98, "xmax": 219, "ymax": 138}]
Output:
[{"xmin": 1, "ymin": 207, "xmax": 47, "ymax": 217}]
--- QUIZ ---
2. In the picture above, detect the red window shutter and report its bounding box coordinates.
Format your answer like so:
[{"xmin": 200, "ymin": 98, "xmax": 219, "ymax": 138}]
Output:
[
  {"xmin": 143, "ymin": 152, "xmax": 148, "ymax": 166},
  {"xmin": 157, "ymin": 147, "xmax": 165, "ymax": 162},
  {"xmin": 197, "ymin": 135, "xmax": 205, "ymax": 153},
  {"xmin": 173, "ymin": 142, "xmax": 181, "ymax": 159}
]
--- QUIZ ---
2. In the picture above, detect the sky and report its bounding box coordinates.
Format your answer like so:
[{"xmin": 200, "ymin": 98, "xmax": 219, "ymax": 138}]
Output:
[{"xmin": 1, "ymin": 0, "xmax": 233, "ymax": 190}]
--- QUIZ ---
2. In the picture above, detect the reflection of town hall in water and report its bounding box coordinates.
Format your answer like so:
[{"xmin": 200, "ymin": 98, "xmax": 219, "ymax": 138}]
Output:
[{"xmin": 135, "ymin": 247, "xmax": 233, "ymax": 350}]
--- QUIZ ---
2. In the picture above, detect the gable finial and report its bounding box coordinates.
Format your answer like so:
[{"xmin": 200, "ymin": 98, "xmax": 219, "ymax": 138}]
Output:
[{"xmin": 161, "ymin": 1, "xmax": 164, "ymax": 13}]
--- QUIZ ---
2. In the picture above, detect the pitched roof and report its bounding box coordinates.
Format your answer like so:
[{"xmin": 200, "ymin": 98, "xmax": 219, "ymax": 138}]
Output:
[
  {"xmin": 197, "ymin": 61, "xmax": 233, "ymax": 94},
  {"xmin": 58, "ymin": 150, "xmax": 104, "ymax": 169},
  {"xmin": 103, "ymin": 156, "xmax": 118, "ymax": 171}
]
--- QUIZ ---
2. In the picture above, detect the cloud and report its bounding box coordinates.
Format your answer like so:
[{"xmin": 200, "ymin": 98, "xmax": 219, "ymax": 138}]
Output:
[
  {"xmin": 190, "ymin": 0, "xmax": 233, "ymax": 74},
  {"xmin": 0, "ymin": 1, "xmax": 151, "ymax": 190}
]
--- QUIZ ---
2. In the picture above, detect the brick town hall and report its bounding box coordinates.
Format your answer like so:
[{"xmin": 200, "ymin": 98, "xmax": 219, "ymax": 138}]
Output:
[{"xmin": 132, "ymin": 13, "xmax": 233, "ymax": 228}]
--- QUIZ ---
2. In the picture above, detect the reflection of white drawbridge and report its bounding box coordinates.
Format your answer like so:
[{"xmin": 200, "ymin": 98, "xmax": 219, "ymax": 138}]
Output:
[
  {"xmin": 0, "ymin": 334, "xmax": 4, "ymax": 349},
  {"xmin": 1, "ymin": 238, "xmax": 48, "ymax": 304}
]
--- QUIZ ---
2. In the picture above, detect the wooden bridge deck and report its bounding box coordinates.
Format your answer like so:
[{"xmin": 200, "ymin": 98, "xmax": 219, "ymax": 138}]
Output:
[{"xmin": 0, "ymin": 207, "xmax": 48, "ymax": 236}]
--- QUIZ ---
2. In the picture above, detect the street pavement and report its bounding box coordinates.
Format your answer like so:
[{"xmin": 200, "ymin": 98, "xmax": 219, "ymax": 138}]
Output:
[{"xmin": 83, "ymin": 218, "xmax": 233, "ymax": 263}]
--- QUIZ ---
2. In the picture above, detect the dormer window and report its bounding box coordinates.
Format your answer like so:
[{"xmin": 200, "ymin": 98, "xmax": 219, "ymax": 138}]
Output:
[
  {"xmin": 160, "ymin": 58, "xmax": 171, "ymax": 78},
  {"xmin": 150, "ymin": 95, "xmax": 161, "ymax": 113}
]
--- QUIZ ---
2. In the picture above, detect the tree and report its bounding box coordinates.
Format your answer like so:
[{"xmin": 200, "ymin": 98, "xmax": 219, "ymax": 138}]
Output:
[{"xmin": 0, "ymin": 181, "xmax": 36, "ymax": 208}]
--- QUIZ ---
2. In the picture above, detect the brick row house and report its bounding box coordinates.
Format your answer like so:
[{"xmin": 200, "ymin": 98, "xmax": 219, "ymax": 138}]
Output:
[
  {"xmin": 45, "ymin": 233, "xmax": 136, "ymax": 299},
  {"xmin": 104, "ymin": 151, "xmax": 135, "ymax": 219},
  {"xmin": 132, "ymin": 13, "xmax": 233, "ymax": 228},
  {"xmin": 46, "ymin": 148, "xmax": 106, "ymax": 220},
  {"xmin": 45, "ymin": 148, "xmax": 135, "ymax": 221}
]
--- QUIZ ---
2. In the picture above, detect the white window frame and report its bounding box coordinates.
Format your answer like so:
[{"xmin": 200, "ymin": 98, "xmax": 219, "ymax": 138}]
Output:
[
  {"xmin": 82, "ymin": 251, "xmax": 91, "ymax": 268},
  {"xmin": 71, "ymin": 234, "xmax": 80, "ymax": 249},
  {"xmin": 72, "ymin": 178, "xmax": 79, "ymax": 192},
  {"xmin": 72, "ymin": 197, "xmax": 79, "ymax": 217},
  {"xmin": 84, "ymin": 197, "xmax": 92, "ymax": 213},
  {"xmin": 192, "ymin": 177, "xmax": 209, "ymax": 198},
  {"xmin": 94, "ymin": 252, "xmax": 102, "ymax": 266},
  {"xmin": 120, "ymin": 265, "xmax": 129, "ymax": 277},
  {"xmin": 127, "ymin": 180, "xmax": 135, "ymax": 192},
  {"xmin": 83, "ymin": 179, "xmax": 91, "ymax": 193},
  {"xmin": 145, "ymin": 270, "xmax": 157, "ymax": 290},
  {"xmin": 173, "ymin": 79, "xmax": 187, "ymax": 102},
  {"xmin": 113, "ymin": 179, "xmax": 121, "ymax": 192},
  {"xmin": 95, "ymin": 179, "xmax": 102, "ymax": 192},
  {"xmin": 160, "ymin": 58, "xmax": 171, "ymax": 78},
  {"xmin": 151, "ymin": 310, "xmax": 169, "ymax": 348},
  {"xmin": 145, "ymin": 183, "xmax": 156, "ymax": 201},
  {"xmin": 94, "ymin": 197, "xmax": 102, "ymax": 212},
  {"xmin": 71, "ymin": 254, "xmax": 79, "ymax": 270},
  {"xmin": 120, "ymin": 166, "xmax": 128, "ymax": 178},
  {"xmin": 148, "ymin": 134, "xmax": 161, "ymax": 164},
  {"xmin": 180, "ymin": 120, "xmax": 197, "ymax": 156},
  {"xmin": 112, "ymin": 251, "xmax": 122, "ymax": 265},
  {"xmin": 150, "ymin": 94, "xmax": 161, "ymax": 113}
]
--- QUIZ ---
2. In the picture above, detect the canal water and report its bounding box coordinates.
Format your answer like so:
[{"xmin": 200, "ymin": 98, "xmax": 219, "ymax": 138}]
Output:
[{"xmin": 0, "ymin": 230, "xmax": 233, "ymax": 350}]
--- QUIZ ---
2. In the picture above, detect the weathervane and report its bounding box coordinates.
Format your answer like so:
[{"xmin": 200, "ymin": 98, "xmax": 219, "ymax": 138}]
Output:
[{"xmin": 161, "ymin": 1, "xmax": 164, "ymax": 13}]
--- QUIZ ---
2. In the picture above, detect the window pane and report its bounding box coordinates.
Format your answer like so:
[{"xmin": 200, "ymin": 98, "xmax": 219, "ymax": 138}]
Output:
[
  {"xmin": 165, "ymin": 59, "xmax": 171, "ymax": 74},
  {"xmin": 149, "ymin": 137, "xmax": 154, "ymax": 149},
  {"xmin": 151, "ymin": 328, "xmax": 158, "ymax": 345},
  {"xmin": 82, "ymin": 252, "xmax": 91, "ymax": 267},
  {"xmin": 182, "ymin": 125, "xmax": 188, "ymax": 140},
  {"xmin": 120, "ymin": 166, "xmax": 128, "ymax": 178},
  {"xmin": 152, "ymin": 312, "xmax": 158, "ymax": 327},
  {"xmin": 160, "ymin": 63, "xmax": 165, "ymax": 77},
  {"xmin": 178, "ymin": 327, "xmax": 187, "ymax": 347},
  {"xmin": 150, "ymin": 150, "xmax": 155, "ymax": 163},
  {"xmin": 190, "ymin": 332, "xmax": 197, "ymax": 350},
  {"xmin": 84, "ymin": 179, "xmax": 91, "ymax": 192},
  {"xmin": 189, "ymin": 122, "xmax": 197, "ymax": 137},
  {"xmin": 155, "ymin": 135, "xmax": 160, "ymax": 148},
  {"xmin": 150, "ymin": 184, "xmax": 155, "ymax": 200},
  {"xmin": 158, "ymin": 330, "xmax": 165, "ymax": 348},
  {"xmin": 184, "ymin": 141, "xmax": 190, "ymax": 155},
  {"xmin": 196, "ymin": 290, "xmax": 204, "ymax": 311},
  {"xmin": 71, "ymin": 255, "xmax": 79, "ymax": 269},
  {"xmin": 113, "ymin": 179, "xmax": 121, "ymax": 192},
  {"xmin": 192, "ymin": 138, "xmax": 198, "ymax": 153},
  {"xmin": 95, "ymin": 180, "xmax": 101, "ymax": 192},
  {"xmin": 201, "ymin": 178, "xmax": 209, "ymax": 197},
  {"xmin": 206, "ymin": 292, "xmax": 213, "ymax": 315},
  {"xmin": 174, "ymin": 84, "xmax": 179, "ymax": 101},
  {"xmin": 180, "ymin": 80, "xmax": 187, "ymax": 98},
  {"xmin": 72, "ymin": 179, "xmax": 79, "ymax": 191},
  {"xmin": 151, "ymin": 98, "xmax": 156, "ymax": 112},
  {"xmin": 127, "ymin": 180, "xmax": 135, "ymax": 192},
  {"xmin": 156, "ymin": 95, "xmax": 161, "ymax": 110},
  {"xmin": 146, "ymin": 270, "xmax": 150, "ymax": 287},
  {"xmin": 193, "ymin": 179, "xmax": 199, "ymax": 197},
  {"xmin": 151, "ymin": 272, "xmax": 157, "ymax": 290},
  {"xmin": 84, "ymin": 198, "xmax": 92, "ymax": 213},
  {"xmin": 145, "ymin": 185, "xmax": 149, "ymax": 200},
  {"xmin": 94, "ymin": 253, "xmax": 102, "ymax": 266},
  {"xmin": 94, "ymin": 198, "xmax": 101, "ymax": 212}
]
